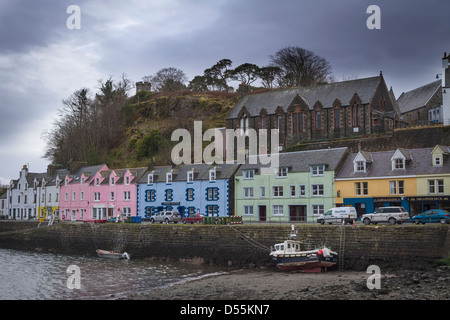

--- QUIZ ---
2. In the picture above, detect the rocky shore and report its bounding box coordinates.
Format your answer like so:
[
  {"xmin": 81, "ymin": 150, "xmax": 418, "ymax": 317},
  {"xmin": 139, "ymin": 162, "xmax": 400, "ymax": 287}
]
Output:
[{"xmin": 128, "ymin": 266, "xmax": 450, "ymax": 300}]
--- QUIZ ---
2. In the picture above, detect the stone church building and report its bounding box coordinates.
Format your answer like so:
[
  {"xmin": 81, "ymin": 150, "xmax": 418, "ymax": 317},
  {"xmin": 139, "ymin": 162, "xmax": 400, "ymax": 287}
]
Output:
[{"xmin": 226, "ymin": 72, "xmax": 399, "ymax": 152}]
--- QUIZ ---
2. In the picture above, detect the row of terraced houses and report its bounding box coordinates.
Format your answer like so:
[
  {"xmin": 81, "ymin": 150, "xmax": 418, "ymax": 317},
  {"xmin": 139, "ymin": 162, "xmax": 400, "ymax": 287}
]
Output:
[
  {"xmin": 2, "ymin": 53, "xmax": 450, "ymax": 222},
  {"xmin": 2, "ymin": 144, "xmax": 449, "ymax": 222}
]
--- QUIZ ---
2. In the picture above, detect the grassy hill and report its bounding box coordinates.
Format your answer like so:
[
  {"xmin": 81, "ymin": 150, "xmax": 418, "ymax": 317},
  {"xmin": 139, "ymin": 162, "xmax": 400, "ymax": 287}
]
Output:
[{"xmin": 105, "ymin": 90, "xmax": 239, "ymax": 168}]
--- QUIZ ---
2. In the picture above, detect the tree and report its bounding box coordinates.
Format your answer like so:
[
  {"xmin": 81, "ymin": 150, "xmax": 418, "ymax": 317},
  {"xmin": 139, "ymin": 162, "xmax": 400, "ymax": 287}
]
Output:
[
  {"xmin": 269, "ymin": 46, "xmax": 333, "ymax": 87},
  {"xmin": 203, "ymin": 59, "xmax": 233, "ymax": 92},
  {"xmin": 144, "ymin": 67, "xmax": 187, "ymax": 92},
  {"xmin": 258, "ymin": 66, "xmax": 282, "ymax": 89},
  {"xmin": 230, "ymin": 63, "xmax": 260, "ymax": 86}
]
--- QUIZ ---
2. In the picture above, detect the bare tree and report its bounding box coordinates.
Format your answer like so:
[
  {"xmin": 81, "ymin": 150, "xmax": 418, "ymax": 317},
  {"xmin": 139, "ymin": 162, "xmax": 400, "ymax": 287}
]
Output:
[
  {"xmin": 269, "ymin": 46, "xmax": 332, "ymax": 87},
  {"xmin": 144, "ymin": 67, "xmax": 187, "ymax": 92}
]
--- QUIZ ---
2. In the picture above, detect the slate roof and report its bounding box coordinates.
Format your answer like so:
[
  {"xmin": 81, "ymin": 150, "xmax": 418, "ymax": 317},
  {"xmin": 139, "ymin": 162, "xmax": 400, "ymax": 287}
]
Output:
[
  {"xmin": 137, "ymin": 163, "xmax": 241, "ymax": 184},
  {"xmin": 228, "ymin": 76, "xmax": 382, "ymax": 119},
  {"xmin": 236, "ymin": 147, "xmax": 349, "ymax": 174},
  {"xmin": 336, "ymin": 146, "xmax": 450, "ymax": 179},
  {"xmin": 397, "ymin": 80, "xmax": 442, "ymax": 114}
]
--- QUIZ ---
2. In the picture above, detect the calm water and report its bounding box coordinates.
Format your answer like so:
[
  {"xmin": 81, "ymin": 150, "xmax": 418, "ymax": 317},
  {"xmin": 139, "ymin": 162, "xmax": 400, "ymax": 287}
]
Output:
[{"xmin": 0, "ymin": 248, "xmax": 225, "ymax": 300}]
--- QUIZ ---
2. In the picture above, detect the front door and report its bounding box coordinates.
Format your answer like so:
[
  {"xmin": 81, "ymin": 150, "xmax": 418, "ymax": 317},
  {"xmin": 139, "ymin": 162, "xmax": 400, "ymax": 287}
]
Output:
[
  {"xmin": 289, "ymin": 205, "xmax": 306, "ymax": 222},
  {"xmin": 258, "ymin": 206, "xmax": 266, "ymax": 222}
]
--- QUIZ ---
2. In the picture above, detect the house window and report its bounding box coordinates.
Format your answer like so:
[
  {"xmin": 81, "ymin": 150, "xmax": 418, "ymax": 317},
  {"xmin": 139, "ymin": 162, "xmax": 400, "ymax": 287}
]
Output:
[
  {"xmin": 393, "ymin": 158, "xmax": 405, "ymax": 170},
  {"xmin": 272, "ymin": 205, "xmax": 284, "ymax": 216},
  {"xmin": 299, "ymin": 185, "xmax": 306, "ymax": 197},
  {"xmin": 260, "ymin": 116, "xmax": 266, "ymax": 129},
  {"xmin": 428, "ymin": 179, "xmax": 444, "ymax": 194},
  {"xmin": 94, "ymin": 192, "xmax": 100, "ymax": 201},
  {"xmin": 312, "ymin": 204, "xmax": 324, "ymax": 215},
  {"xmin": 72, "ymin": 192, "xmax": 76, "ymax": 201},
  {"xmin": 240, "ymin": 114, "xmax": 249, "ymax": 135},
  {"xmin": 187, "ymin": 171, "xmax": 194, "ymax": 183},
  {"xmin": 315, "ymin": 111, "xmax": 321, "ymax": 130},
  {"xmin": 147, "ymin": 172, "xmax": 154, "ymax": 184},
  {"xmin": 122, "ymin": 207, "xmax": 131, "ymax": 216},
  {"xmin": 206, "ymin": 205, "xmax": 218, "ymax": 216},
  {"xmin": 123, "ymin": 191, "xmax": 131, "ymax": 201},
  {"xmin": 110, "ymin": 177, "xmax": 115, "ymax": 185},
  {"xmin": 96, "ymin": 178, "xmax": 100, "ymax": 186},
  {"xmin": 209, "ymin": 169, "xmax": 216, "ymax": 182},
  {"xmin": 146, "ymin": 190, "xmax": 156, "ymax": 202},
  {"xmin": 355, "ymin": 161, "xmax": 366, "ymax": 172},
  {"xmin": 277, "ymin": 115, "xmax": 283, "ymax": 133},
  {"xmin": 80, "ymin": 192, "xmax": 83, "ymax": 200},
  {"xmin": 243, "ymin": 205, "xmax": 254, "ymax": 215},
  {"xmin": 186, "ymin": 188, "xmax": 194, "ymax": 201},
  {"xmin": 110, "ymin": 192, "xmax": 114, "ymax": 201},
  {"xmin": 276, "ymin": 167, "xmax": 288, "ymax": 178},
  {"xmin": 334, "ymin": 108, "xmax": 340, "ymax": 128},
  {"xmin": 243, "ymin": 170, "xmax": 254, "ymax": 180},
  {"xmin": 125, "ymin": 176, "xmax": 130, "ymax": 185},
  {"xmin": 243, "ymin": 187, "xmax": 254, "ymax": 198},
  {"xmin": 433, "ymin": 156, "xmax": 442, "ymax": 166},
  {"xmin": 165, "ymin": 189, "xmax": 173, "ymax": 201},
  {"xmin": 259, "ymin": 186, "xmax": 266, "ymax": 198},
  {"xmin": 292, "ymin": 112, "xmax": 304, "ymax": 132},
  {"xmin": 290, "ymin": 185, "xmax": 296, "ymax": 197},
  {"xmin": 166, "ymin": 172, "xmax": 172, "ymax": 184},
  {"xmin": 272, "ymin": 186, "xmax": 284, "ymax": 197},
  {"xmin": 355, "ymin": 182, "xmax": 368, "ymax": 196},
  {"xmin": 311, "ymin": 165, "xmax": 324, "ymax": 176},
  {"xmin": 311, "ymin": 184, "xmax": 324, "ymax": 196},
  {"xmin": 207, "ymin": 188, "xmax": 219, "ymax": 200},
  {"xmin": 352, "ymin": 103, "xmax": 360, "ymax": 127}
]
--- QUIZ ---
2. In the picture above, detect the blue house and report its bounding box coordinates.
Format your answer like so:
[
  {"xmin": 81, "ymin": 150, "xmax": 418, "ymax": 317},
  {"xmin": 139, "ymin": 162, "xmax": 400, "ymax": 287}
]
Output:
[{"xmin": 137, "ymin": 163, "xmax": 240, "ymax": 218}]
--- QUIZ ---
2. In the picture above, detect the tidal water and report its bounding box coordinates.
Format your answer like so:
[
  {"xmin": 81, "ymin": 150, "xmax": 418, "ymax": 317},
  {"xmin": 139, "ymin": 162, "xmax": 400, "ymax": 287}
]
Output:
[{"xmin": 0, "ymin": 248, "xmax": 225, "ymax": 300}]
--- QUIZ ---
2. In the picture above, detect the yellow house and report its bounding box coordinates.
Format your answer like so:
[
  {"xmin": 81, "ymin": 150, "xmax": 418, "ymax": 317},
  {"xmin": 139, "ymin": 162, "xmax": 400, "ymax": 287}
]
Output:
[{"xmin": 335, "ymin": 146, "xmax": 449, "ymax": 218}]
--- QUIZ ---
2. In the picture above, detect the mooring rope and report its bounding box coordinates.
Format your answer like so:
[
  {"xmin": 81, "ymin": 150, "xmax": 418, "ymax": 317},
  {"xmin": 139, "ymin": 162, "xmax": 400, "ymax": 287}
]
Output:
[{"xmin": 228, "ymin": 225, "xmax": 271, "ymax": 252}]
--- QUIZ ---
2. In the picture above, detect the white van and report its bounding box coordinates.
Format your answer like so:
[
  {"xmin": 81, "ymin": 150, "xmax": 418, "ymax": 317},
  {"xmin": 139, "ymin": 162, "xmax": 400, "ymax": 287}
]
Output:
[{"xmin": 317, "ymin": 207, "xmax": 357, "ymax": 225}]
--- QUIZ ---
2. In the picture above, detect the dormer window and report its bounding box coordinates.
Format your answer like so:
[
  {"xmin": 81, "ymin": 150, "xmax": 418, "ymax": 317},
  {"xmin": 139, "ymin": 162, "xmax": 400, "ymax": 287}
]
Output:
[
  {"xmin": 209, "ymin": 168, "xmax": 216, "ymax": 182},
  {"xmin": 147, "ymin": 172, "xmax": 154, "ymax": 184},
  {"xmin": 392, "ymin": 158, "xmax": 405, "ymax": 170},
  {"xmin": 433, "ymin": 155, "xmax": 442, "ymax": 166},
  {"xmin": 355, "ymin": 161, "xmax": 366, "ymax": 173},
  {"xmin": 187, "ymin": 170, "xmax": 194, "ymax": 183},
  {"xmin": 277, "ymin": 167, "xmax": 288, "ymax": 178},
  {"xmin": 166, "ymin": 171, "xmax": 172, "ymax": 184}
]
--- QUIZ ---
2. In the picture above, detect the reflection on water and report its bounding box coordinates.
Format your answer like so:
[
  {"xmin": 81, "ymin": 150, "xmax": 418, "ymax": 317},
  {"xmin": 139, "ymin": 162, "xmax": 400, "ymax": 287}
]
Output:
[{"xmin": 0, "ymin": 248, "xmax": 225, "ymax": 300}]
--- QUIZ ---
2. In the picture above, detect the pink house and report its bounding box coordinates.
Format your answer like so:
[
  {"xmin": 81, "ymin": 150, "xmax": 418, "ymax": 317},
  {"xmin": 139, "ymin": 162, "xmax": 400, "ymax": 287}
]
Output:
[{"xmin": 59, "ymin": 164, "xmax": 146, "ymax": 221}]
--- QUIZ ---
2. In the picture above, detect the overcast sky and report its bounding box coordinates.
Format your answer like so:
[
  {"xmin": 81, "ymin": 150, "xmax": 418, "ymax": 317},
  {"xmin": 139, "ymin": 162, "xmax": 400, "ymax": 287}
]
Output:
[{"xmin": 0, "ymin": 0, "xmax": 449, "ymax": 184}]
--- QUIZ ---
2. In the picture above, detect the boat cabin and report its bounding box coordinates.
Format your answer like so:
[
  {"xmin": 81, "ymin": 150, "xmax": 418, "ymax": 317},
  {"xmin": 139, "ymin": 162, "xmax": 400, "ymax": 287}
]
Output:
[{"xmin": 272, "ymin": 240, "xmax": 301, "ymax": 254}]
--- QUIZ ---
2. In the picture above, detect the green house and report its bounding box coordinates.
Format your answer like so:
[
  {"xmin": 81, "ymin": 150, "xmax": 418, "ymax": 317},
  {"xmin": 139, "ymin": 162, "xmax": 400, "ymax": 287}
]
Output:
[{"xmin": 234, "ymin": 147, "xmax": 349, "ymax": 223}]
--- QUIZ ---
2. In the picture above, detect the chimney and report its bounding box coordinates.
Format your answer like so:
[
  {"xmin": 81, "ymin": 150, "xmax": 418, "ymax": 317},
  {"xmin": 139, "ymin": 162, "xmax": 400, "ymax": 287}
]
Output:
[
  {"xmin": 238, "ymin": 83, "xmax": 249, "ymax": 98},
  {"xmin": 47, "ymin": 164, "xmax": 56, "ymax": 177}
]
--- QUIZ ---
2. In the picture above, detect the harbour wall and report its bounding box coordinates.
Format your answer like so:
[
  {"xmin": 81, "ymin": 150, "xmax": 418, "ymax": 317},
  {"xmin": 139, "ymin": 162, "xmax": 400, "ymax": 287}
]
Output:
[{"xmin": 0, "ymin": 221, "xmax": 449, "ymax": 270}]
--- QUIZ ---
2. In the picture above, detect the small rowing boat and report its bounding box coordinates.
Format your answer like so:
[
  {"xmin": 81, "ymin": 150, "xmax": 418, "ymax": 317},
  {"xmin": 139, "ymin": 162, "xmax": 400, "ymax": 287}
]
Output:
[{"xmin": 96, "ymin": 249, "xmax": 130, "ymax": 260}]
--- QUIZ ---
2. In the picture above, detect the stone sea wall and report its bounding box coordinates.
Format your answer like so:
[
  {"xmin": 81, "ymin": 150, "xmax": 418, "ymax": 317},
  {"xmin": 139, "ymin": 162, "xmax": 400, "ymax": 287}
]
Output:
[{"xmin": 0, "ymin": 221, "xmax": 449, "ymax": 270}]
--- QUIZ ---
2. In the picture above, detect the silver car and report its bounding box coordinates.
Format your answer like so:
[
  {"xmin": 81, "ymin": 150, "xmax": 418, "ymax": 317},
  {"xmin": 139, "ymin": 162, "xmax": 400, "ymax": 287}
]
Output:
[{"xmin": 150, "ymin": 211, "xmax": 181, "ymax": 224}]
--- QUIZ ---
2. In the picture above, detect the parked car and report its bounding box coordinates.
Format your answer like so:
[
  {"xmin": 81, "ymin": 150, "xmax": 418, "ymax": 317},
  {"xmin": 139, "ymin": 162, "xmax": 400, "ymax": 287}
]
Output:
[
  {"xmin": 410, "ymin": 209, "xmax": 450, "ymax": 224},
  {"xmin": 362, "ymin": 206, "xmax": 409, "ymax": 225},
  {"xmin": 317, "ymin": 207, "xmax": 357, "ymax": 225},
  {"xmin": 182, "ymin": 213, "xmax": 204, "ymax": 224},
  {"xmin": 150, "ymin": 211, "xmax": 181, "ymax": 224}
]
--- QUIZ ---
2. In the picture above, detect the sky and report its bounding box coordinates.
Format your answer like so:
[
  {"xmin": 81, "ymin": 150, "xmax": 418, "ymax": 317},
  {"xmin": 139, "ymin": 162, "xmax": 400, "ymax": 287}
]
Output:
[{"xmin": 0, "ymin": 0, "xmax": 449, "ymax": 184}]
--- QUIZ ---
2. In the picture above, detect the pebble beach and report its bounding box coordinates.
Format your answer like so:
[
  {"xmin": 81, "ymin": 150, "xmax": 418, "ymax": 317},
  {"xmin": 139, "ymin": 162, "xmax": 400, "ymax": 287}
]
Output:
[{"xmin": 127, "ymin": 266, "xmax": 450, "ymax": 300}]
